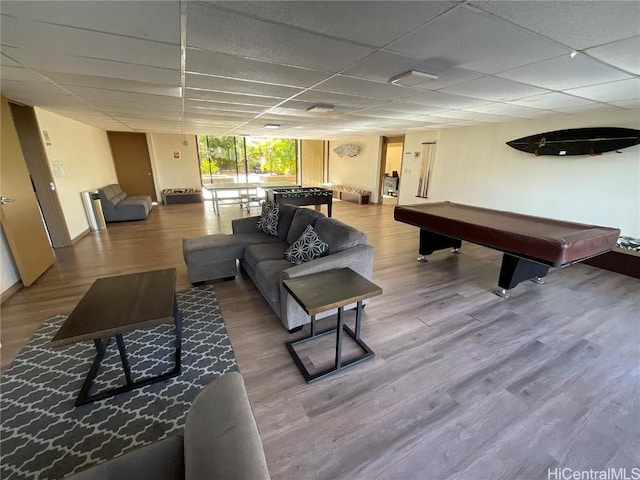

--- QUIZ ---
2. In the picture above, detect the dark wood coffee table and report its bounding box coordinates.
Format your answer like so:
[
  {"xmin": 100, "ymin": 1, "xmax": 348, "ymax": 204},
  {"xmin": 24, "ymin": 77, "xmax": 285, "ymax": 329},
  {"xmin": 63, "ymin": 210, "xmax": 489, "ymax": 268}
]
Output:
[
  {"xmin": 283, "ymin": 268, "xmax": 382, "ymax": 383},
  {"xmin": 51, "ymin": 268, "xmax": 182, "ymax": 406}
]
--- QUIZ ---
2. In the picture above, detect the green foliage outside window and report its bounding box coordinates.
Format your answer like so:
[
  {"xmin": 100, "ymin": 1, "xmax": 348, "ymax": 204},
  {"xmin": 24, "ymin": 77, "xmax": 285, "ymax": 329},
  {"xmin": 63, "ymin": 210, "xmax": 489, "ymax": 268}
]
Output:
[{"xmin": 197, "ymin": 135, "xmax": 297, "ymax": 179}]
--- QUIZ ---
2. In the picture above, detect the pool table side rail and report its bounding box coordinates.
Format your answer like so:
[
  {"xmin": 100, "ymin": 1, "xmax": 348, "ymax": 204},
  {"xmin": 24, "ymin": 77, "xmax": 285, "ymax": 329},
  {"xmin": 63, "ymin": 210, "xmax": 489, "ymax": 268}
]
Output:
[{"xmin": 394, "ymin": 202, "xmax": 620, "ymax": 267}]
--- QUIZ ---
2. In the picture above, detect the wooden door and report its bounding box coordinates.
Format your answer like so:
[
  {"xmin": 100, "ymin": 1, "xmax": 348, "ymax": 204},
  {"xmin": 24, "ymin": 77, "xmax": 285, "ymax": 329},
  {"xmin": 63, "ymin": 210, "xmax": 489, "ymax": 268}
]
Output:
[
  {"xmin": 300, "ymin": 140, "xmax": 325, "ymax": 186},
  {"xmin": 0, "ymin": 96, "xmax": 55, "ymax": 286},
  {"xmin": 107, "ymin": 132, "xmax": 157, "ymax": 201}
]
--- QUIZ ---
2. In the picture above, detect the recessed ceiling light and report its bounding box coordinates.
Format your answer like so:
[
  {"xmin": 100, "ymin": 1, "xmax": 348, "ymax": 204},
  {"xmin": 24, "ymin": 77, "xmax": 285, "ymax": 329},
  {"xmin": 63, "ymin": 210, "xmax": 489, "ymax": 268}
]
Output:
[
  {"xmin": 388, "ymin": 70, "xmax": 438, "ymax": 87},
  {"xmin": 570, "ymin": 51, "xmax": 579, "ymax": 58},
  {"xmin": 306, "ymin": 104, "xmax": 334, "ymax": 113},
  {"xmin": 263, "ymin": 123, "xmax": 280, "ymax": 129}
]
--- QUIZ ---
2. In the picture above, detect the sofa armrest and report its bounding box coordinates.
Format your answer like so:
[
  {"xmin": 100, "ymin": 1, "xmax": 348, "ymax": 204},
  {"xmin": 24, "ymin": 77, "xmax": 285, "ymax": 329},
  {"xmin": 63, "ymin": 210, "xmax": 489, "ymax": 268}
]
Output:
[
  {"xmin": 184, "ymin": 372, "xmax": 270, "ymax": 480},
  {"xmin": 282, "ymin": 244, "xmax": 375, "ymax": 280},
  {"xmin": 65, "ymin": 435, "xmax": 184, "ymax": 480},
  {"xmin": 232, "ymin": 216, "xmax": 261, "ymax": 234}
]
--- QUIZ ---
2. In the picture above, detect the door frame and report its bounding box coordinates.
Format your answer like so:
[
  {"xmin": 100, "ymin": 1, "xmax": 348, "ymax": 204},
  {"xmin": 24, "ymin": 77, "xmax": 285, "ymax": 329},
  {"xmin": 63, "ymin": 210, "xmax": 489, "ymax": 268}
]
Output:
[{"xmin": 378, "ymin": 135, "xmax": 404, "ymax": 204}]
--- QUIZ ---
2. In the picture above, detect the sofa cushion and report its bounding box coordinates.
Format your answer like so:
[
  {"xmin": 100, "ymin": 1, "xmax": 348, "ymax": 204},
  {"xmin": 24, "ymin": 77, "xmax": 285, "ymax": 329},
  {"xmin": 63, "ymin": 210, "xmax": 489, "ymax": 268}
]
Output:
[
  {"xmin": 244, "ymin": 242, "xmax": 289, "ymax": 271},
  {"xmin": 285, "ymin": 225, "xmax": 328, "ymax": 265},
  {"xmin": 257, "ymin": 202, "xmax": 279, "ymax": 236},
  {"xmin": 286, "ymin": 208, "xmax": 325, "ymax": 244},
  {"xmin": 314, "ymin": 217, "xmax": 365, "ymax": 254},
  {"xmin": 254, "ymin": 260, "xmax": 292, "ymax": 303},
  {"xmin": 276, "ymin": 204, "xmax": 297, "ymax": 241}
]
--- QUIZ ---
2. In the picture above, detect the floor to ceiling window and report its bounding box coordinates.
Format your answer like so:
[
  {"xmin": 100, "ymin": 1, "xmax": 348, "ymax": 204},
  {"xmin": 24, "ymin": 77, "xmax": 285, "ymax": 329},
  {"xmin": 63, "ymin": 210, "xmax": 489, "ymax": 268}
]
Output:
[{"xmin": 197, "ymin": 135, "xmax": 298, "ymax": 202}]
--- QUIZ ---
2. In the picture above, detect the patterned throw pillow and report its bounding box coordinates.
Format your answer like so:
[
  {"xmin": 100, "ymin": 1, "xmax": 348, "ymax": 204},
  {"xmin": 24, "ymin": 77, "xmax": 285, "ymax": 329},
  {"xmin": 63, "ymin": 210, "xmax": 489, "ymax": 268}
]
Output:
[
  {"xmin": 257, "ymin": 201, "xmax": 279, "ymax": 236},
  {"xmin": 285, "ymin": 225, "xmax": 328, "ymax": 265}
]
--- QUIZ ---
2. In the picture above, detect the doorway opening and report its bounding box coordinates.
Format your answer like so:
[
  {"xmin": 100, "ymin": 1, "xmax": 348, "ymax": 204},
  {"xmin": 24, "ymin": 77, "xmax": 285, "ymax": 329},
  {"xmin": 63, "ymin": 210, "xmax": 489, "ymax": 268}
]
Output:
[{"xmin": 379, "ymin": 135, "xmax": 404, "ymax": 205}]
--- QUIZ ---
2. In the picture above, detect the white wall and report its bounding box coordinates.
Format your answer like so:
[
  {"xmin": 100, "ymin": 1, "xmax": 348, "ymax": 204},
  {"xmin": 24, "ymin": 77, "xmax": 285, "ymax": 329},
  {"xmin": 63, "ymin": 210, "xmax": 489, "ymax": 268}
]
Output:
[
  {"xmin": 147, "ymin": 133, "xmax": 201, "ymax": 199},
  {"xmin": 400, "ymin": 108, "xmax": 640, "ymax": 236},
  {"xmin": 1, "ymin": 226, "xmax": 20, "ymax": 294},
  {"xmin": 35, "ymin": 108, "xmax": 118, "ymax": 240},
  {"xmin": 327, "ymin": 135, "xmax": 382, "ymax": 203}
]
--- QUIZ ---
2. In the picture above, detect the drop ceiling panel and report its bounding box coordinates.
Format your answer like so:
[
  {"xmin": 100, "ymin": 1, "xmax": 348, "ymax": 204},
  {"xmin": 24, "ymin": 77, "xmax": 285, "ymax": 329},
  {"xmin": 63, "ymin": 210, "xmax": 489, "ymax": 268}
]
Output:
[
  {"xmin": 342, "ymin": 51, "xmax": 484, "ymax": 89},
  {"xmin": 1, "ymin": 16, "xmax": 180, "ymax": 69},
  {"xmin": 565, "ymin": 79, "xmax": 640, "ymax": 103},
  {"xmin": 1, "ymin": 1, "xmax": 180, "ymax": 43},
  {"xmin": 1, "ymin": 46, "xmax": 181, "ymax": 85},
  {"xmin": 186, "ymin": 48, "xmax": 331, "ymax": 87},
  {"xmin": 497, "ymin": 55, "xmax": 631, "ymax": 91},
  {"xmin": 186, "ymin": 74, "xmax": 303, "ymax": 98},
  {"xmin": 185, "ymin": 102, "xmax": 266, "ymax": 115},
  {"xmin": 43, "ymin": 72, "xmax": 181, "ymax": 97},
  {"xmin": 465, "ymin": 103, "xmax": 550, "ymax": 118},
  {"xmin": 294, "ymin": 90, "xmax": 382, "ymax": 108},
  {"xmin": 213, "ymin": 1, "xmax": 459, "ymax": 47},
  {"xmin": 186, "ymin": 90, "xmax": 282, "ymax": 107},
  {"xmin": 371, "ymin": 102, "xmax": 450, "ymax": 115},
  {"xmin": 407, "ymin": 91, "xmax": 491, "ymax": 108},
  {"xmin": 510, "ymin": 92, "xmax": 597, "ymax": 109},
  {"xmin": 440, "ymin": 77, "xmax": 549, "ymax": 102},
  {"xmin": 314, "ymin": 76, "xmax": 417, "ymax": 100},
  {"xmin": 471, "ymin": 1, "xmax": 640, "ymax": 50},
  {"xmin": 65, "ymin": 86, "xmax": 183, "ymax": 107},
  {"xmin": 387, "ymin": 6, "xmax": 570, "ymax": 74},
  {"xmin": 0, "ymin": 65, "xmax": 49, "ymax": 83},
  {"xmin": 186, "ymin": 3, "xmax": 375, "ymax": 72},
  {"xmin": 586, "ymin": 36, "xmax": 640, "ymax": 76}
]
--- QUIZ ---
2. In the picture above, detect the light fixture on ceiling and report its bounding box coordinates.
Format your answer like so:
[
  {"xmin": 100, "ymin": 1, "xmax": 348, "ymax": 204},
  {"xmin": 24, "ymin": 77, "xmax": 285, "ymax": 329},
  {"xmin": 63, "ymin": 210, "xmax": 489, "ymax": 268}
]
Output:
[
  {"xmin": 570, "ymin": 50, "xmax": 579, "ymax": 58},
  {"xmin": 263, "ymin": 123, "xmax": 280, "ymax": 129},
  {"xmin": 306, "ymin": 104, "xmax": 334, "ymax": 113},
  {"xmin": 388, "ymin": 70, "xmax": 438, "ymax": 87}
]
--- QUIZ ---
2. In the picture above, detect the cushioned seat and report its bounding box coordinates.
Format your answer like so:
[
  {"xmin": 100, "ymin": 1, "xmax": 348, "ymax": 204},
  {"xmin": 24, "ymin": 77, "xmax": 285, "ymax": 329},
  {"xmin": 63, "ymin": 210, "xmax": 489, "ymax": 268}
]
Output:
[
  {"xmin": 97, "ymin": 184, "xmax": 152, "ymax": 222},
  {"xmin": 244, "ymin": 243, "xmax": 289, "ymax": 271}
]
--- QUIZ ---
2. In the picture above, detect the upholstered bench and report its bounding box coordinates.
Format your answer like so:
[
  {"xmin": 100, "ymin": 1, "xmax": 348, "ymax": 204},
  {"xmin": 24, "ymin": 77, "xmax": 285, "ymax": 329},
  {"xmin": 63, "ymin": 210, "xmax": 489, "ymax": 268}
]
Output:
[{"xmin": 183, "ymin": 234, "xmax": 240, "ymax": 283}]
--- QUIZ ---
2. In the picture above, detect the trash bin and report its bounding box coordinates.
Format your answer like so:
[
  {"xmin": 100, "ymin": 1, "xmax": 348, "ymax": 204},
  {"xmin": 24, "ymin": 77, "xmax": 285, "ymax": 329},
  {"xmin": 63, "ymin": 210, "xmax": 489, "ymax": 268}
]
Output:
[{"xmin": 81, "ymin": 190, "xmax": 106, "ymax": 231}]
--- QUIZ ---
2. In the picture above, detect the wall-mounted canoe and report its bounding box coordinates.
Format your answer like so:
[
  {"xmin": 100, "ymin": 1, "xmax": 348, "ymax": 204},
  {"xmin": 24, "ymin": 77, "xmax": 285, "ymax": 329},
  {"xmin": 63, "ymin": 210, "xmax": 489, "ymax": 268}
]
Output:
[{"xmin": 506, "ymin": 127, "xmax": 640, "ymax": 156}]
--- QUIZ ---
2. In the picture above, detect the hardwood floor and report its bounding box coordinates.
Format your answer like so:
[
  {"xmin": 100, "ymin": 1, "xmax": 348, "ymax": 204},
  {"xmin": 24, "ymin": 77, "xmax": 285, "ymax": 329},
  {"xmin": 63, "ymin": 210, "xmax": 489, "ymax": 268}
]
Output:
[{"xmin": 2, "ymin": 200, "xmax": 638, "ymax": 479}]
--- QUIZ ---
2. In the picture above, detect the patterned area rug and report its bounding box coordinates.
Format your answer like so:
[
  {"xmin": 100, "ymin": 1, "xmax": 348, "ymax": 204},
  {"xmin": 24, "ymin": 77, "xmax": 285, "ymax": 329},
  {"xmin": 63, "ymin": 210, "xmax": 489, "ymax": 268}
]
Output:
[{"xmin": 0, "ymin": 285, "xmax": 237, "ymax": 480}]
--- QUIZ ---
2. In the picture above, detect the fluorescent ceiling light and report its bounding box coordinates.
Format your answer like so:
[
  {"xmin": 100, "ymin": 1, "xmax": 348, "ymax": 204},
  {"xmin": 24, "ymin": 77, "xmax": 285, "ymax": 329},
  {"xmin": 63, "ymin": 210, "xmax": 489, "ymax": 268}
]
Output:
[
  {"xmin": 306, "ymin": 104, "xmax": 334, "ymax": 113},
  {"xmin": 388, "ymin": 70, "xmax": 438, "ymax": 87},
  {"xmin": 263, "ymin": 123, "xmax": 280, "ymax": 129}
]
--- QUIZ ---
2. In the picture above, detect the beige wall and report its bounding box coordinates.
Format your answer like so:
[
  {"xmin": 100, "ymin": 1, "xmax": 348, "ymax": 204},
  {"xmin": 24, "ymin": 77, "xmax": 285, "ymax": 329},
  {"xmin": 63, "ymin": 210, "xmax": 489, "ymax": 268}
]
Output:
[
  {"xmin": 35, "ymin": 108, "xmax": 117, "ymax": 240},
  {"xmin": 327, "ymin": 135, "xmax": 382, "ymax": 203},
  {"xmin": 147, "ymin": 133, "xmax": 201, "ymax": 199},
  {"xmin": 400, "ymin": 108, "xmax": 640, "ymax": 236}
]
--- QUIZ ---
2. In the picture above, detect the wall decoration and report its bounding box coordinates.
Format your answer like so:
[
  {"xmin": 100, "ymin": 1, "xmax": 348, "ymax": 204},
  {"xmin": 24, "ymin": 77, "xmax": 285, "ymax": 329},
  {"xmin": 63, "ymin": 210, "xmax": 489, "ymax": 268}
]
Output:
[
  {"xmin": 506, "ymin": 127, "xmax": 640, "ymax": 156},
  {"xmin": 332, "ymin": 143, "xmax": 360, "ymax": 157},
  {"xmin": 416, "ymin": 142, "xmax": 437, "ymax": 198}
]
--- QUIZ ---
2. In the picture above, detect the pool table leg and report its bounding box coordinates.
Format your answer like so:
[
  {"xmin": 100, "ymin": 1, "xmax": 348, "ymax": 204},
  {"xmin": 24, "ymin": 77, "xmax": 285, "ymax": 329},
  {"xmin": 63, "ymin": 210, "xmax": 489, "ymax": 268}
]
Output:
[
  {"xmin": 418, "ymin": 229, "xmax": 462, "ymax": 260},
  {"xmin": 495, "ymin": 254, "xmax": 550, "ymax": 298}
]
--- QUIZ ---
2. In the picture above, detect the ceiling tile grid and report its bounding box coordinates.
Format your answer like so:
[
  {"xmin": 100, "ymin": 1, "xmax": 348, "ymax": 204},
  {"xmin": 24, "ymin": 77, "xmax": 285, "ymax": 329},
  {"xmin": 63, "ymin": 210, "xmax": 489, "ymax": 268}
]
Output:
[{"xmin": 0, "ymin": 1, "xmax": 637, "ymax": 136}]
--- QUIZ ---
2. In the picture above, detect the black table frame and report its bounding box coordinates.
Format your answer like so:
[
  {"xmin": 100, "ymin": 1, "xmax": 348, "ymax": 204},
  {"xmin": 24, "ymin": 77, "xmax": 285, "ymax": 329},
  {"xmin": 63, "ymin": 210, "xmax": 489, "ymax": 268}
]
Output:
[
  {"xmin": 75, "ymin": 296, "xmax": 182, "ymax": 406},
  {"xmin": 286, "ymin": 300, "xmax": 374, "ymax": 383}
]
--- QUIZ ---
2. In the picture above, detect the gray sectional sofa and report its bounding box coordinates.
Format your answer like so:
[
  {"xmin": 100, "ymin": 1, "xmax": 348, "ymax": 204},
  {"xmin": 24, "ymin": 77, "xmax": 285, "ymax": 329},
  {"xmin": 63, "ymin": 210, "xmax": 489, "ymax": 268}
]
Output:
[
  {"xmin": 183, "ymin": 204, "xmax": 374, "ymax": 332},
  {"xmin": 97, "ymin": 184, "xmax": 153, "ymax": 222},
  {"xmin": 66, "ymin": 372, "xmax": 270, "ymax": 480}
]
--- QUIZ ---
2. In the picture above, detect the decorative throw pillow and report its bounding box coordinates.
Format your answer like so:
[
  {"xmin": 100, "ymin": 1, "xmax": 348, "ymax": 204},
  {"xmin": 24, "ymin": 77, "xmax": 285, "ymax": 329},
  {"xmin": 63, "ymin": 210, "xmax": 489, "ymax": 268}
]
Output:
[
  {"xmin": 285, "ymin": 225, "xmax": 328, "ymax": 265},
  {"xmin": 257, "ymin": 201, "xmax": 279, "ymax": 236}
]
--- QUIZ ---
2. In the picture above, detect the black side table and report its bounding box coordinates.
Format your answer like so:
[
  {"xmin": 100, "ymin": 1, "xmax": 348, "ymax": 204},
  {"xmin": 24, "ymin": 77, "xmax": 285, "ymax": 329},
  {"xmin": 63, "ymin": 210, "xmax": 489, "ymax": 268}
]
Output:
[{"xmin": 283, "ymin": 268, "xmax": 382, "ymax": 383}]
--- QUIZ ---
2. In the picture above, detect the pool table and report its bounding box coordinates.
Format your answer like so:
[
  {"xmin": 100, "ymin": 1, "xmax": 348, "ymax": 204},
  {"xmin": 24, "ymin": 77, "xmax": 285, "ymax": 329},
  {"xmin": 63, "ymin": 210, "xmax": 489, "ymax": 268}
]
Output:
[
  {"xmin": 394, "ymin": 202, "xmax": 620, "ymax": 297},
  {"xmin": 266, "ymin": 186, "xmax": 333, "ymax": 217}
]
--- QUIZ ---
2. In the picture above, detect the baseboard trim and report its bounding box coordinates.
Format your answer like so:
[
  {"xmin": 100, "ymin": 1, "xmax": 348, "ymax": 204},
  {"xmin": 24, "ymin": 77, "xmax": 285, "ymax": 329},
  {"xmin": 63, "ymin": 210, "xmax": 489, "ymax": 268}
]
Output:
[
  {"xmin": 1, "ymin": 281, "xmax": 23, "ymax": 304},
  {"xmin": 71, "ymin": 228, "xmax": 91, "ymax": 245},
  {"xmin": 584, "ymin": 248, "xmax": 640, "ymax": 279}
]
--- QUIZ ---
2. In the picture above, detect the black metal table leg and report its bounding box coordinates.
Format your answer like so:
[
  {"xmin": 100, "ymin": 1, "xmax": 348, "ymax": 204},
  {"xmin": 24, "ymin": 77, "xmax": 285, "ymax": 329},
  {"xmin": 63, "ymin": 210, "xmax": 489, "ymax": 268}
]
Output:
[
  {"xmin": 115, "ymin": 334, "xmax": 133, "ymax": 385},
  {"xmin": 335, "ymin": 307, "xmax": 344, "ymax": 369},
  {"xmin": 75, "ymin": 294, "xmax": 183, "ymax": 407},
  {"xmin": 286, "ymin": 307, "xmax": 375, "ymax": 383},
  {"xmin": 354, "ymin": 301, "xmax": 363, "ymax": 340}
]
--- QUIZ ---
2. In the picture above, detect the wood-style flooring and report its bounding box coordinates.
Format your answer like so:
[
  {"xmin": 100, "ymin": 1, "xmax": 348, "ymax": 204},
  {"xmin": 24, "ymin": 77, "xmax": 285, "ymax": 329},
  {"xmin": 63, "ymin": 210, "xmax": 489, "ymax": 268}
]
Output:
[{"xmin": 1, "ymin": 200, "xmax": 638, "ymax": 480}]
